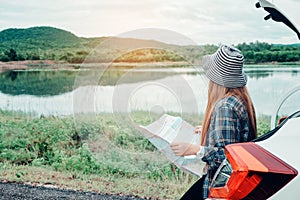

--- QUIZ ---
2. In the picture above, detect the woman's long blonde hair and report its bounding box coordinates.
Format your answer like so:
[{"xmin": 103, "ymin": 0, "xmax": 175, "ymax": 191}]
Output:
[{"xmin": 200, "ymin": 81, "xmax": 257, "ymax": 145}]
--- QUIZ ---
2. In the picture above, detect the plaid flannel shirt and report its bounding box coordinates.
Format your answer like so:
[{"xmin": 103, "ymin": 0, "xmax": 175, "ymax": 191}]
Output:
[{"xmin": 201, "ymin": 96, "xmax": 255, "ymax": 199}]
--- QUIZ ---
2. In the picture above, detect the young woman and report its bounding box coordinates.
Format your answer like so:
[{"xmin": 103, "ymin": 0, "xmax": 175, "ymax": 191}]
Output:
[{"xmin": 171, "ymin": 45, "xmax": 257, "ymax": 199}]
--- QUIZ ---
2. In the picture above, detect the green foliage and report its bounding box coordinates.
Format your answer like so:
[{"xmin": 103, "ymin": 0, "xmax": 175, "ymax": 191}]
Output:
[
  {"xmin": 115, "ymin": 49, "xmax": 183, "ymax": 62},
  {"xmin": 5, "ymin": 49, "xmax": 18, "ymax": 61},
  {"xmin": 257, "ymin": 115, "xmax": 271, "ymax": 136},
  {"xmin": 0, "ymin": 26, "xmax": 88, "ymax": 62},
  {"xmin": 0, "ymin": 111, "xmax": 178, "ymax": 180},
  {"xmin": 0, "ymin": 115, "xmax": 75, "ymax": 165},
  {"xmin": 0, "ymin": 26, "xmax": 80, "ymax": 48},
  {"xmin": 1, "ymin": 27, "xmax": 298, "ymax": 64},
  {"xmin": 63, "ymin": 144, "xmax": 101, "ymax": 174},
  {"xmin": 0, "ymin": 110, "xmax": 276, "ymax": 200},
  {"xmin": 235, "ymin": 41, "xmax": 300, "ymax": 64},
  {"xmin": 0, "ymin": 111, "xmax": 204, "ymax": 188},
  {"xmin": 0, "ymin": 109, "xmax": 278, "ymax": 184}
]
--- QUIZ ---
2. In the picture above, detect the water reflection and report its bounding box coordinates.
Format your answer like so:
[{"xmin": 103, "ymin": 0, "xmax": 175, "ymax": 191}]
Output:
[
  {"xmin": 0, "ymin": 66, "xmax": 299, "ymax": 117},
  {"xmin": 246, "ymin": 70, "xmax": 273, "ymax": 80},
  {"xmin": 0, "ymin": 70, "xmax": 77, "ymax": 96},
  {"xmin": 292, "ymin": 70, "xmax": 298, "ymax": 76},
  {"xmin": 0, "ymin": 68, "xmax": 185, "ymax": 96}
]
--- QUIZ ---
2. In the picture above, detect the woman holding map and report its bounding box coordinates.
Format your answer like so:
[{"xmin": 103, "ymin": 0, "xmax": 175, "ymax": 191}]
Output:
[{"xmin": 171, "ymin": 45, "xmax": 257, "ymax": 199}]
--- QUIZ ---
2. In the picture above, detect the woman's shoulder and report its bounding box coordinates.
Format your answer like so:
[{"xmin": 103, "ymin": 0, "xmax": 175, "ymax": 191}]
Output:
[{"xmin": 215, "ymin": 96, "xmax": 246, "ymax": 113}]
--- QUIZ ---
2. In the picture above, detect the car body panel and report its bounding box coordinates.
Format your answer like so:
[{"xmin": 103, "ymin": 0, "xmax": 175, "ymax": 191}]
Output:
[{"xmin": 257, "ymin": 117, "xmax": 300, "ymax": 199}]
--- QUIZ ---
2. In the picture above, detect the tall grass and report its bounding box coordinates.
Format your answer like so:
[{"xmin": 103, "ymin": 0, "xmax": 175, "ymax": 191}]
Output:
[{"xmin": 0, "ymin": 110, "xmax": 270, "ymax": 199}]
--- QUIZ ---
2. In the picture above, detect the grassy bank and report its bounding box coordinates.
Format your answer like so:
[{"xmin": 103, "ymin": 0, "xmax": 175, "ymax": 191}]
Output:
[{"xmin": 0, "ymin": 110, "xmax": 270, "ymax": 199}]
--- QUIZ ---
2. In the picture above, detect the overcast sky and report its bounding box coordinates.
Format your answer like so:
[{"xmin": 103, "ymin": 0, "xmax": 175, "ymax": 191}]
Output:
[{"xmin": 0, "ymin": 0, "xmax": 299, "ymax": 45}]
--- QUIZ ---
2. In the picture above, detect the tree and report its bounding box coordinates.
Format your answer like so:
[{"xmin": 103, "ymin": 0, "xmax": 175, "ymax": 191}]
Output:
[{"xmin": 5, "ymin": 48, "xmax": 18, "ymax": 61}]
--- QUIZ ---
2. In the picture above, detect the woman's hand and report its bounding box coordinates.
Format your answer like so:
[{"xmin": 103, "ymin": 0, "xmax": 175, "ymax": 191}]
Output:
[
  {"xmin": 170, "ymin": 142, "xmax": 200, "ymax": 156},
  {"xmin": 194, "ymin": 126, "xmax": 202, "ymax": 134}
]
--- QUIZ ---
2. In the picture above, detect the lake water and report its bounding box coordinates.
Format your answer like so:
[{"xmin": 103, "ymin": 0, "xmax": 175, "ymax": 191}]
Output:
[{"xmin": 0, "ymin": 66, "xmax": 300, "ymax": 123}]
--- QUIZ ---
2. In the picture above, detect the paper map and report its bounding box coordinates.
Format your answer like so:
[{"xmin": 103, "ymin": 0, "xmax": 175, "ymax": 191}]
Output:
[{"xmin": 138, "ymin": 114, "xmax": 206, "ymax": 177}]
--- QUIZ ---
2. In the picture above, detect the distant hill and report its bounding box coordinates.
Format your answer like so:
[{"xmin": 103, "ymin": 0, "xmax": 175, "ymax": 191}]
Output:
[
  {"xmin": 0, "ymin": 26, "xmax": 78, "ymax": 42},
  {"xmin": 0, "ymin": 26, "xmax": 203, "ymax": 63},
  {"xmin": 0, "ymin": 26, "xmax": 299, "ymax": 64},
  {"xmin": 0, "ymin": 26, "xmax": 172, "ymax": 50},
  {"xmin": 0, "ymin": 26, "xmax": 83, "ymax": 50}
]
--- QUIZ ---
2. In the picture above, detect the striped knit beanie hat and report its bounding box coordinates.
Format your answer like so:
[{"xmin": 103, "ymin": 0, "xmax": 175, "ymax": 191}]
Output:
[{"xmin": 202, "ymin": 45, "xmax": 247, "ymax": 88}]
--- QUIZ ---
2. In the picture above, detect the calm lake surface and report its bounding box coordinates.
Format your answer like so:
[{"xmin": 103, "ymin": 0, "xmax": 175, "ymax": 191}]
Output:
[{"xmin": 0, "ymin": 65, "xmax": 299, "ymax": 121}]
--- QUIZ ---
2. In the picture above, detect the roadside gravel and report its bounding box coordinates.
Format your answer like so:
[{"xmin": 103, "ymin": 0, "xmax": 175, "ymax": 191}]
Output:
[{"xmin": 0, "ymin": 182, "xmax": 147, "ymax": 200}]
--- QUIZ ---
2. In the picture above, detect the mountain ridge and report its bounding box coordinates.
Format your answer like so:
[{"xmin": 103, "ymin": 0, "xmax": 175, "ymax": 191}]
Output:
[
  {"xmin": 0, "ymin": 26, "xmax": 299, "ymax": 64},
  {"xmin": 1, "ymin": 26, "xmax": 299, "ymax": 46}
]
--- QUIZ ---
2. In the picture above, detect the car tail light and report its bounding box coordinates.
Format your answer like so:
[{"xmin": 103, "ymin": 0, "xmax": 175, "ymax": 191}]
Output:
[{"xmin": 209, "ymin": 142, "xmax": 298, "ymax": 200}]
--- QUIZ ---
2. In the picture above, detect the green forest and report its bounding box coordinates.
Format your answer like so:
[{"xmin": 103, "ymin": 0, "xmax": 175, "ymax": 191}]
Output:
[{"xmin": 0, "ymin": 26, "xmax": 299, "ymax": 64}]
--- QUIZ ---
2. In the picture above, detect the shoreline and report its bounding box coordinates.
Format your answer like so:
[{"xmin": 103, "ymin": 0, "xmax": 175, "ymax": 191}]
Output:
[{"xmin": 1, "ymin": 60, "xmax": 300, "ymax": 71}]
